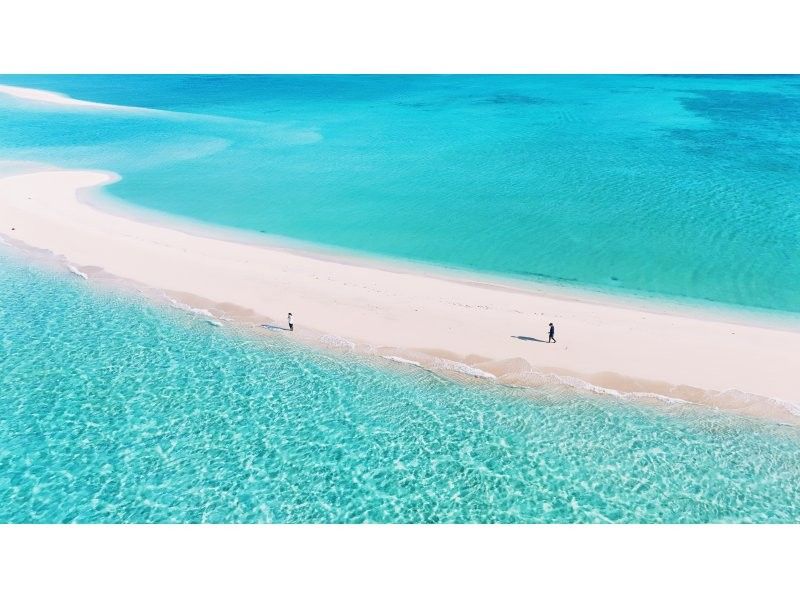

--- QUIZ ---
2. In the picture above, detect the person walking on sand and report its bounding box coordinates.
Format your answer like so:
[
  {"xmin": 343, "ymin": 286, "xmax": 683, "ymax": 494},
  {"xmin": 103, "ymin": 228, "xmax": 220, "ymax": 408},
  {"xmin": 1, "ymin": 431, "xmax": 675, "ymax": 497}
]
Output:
[
  {"xmin": 548, "ymin": 322, "xmax": 556, "ymax": 343},
  {"xmin": 288, "ymin": 313, "xmax": 294, "ymax": 332}
]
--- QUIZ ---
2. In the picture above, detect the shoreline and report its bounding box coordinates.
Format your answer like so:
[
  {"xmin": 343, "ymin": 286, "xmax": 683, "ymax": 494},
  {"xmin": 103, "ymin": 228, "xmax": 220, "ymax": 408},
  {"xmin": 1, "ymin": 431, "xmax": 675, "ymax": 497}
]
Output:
[
  {"xmin": 87, "ymin": 173, "xmax": 800, "ymax": 335},
  {"xmin": 2, "ymin": 166, "xmax": 799, "ymax": 423},
  {"xmin": 8, "ymin": 236, "xmax": 795, "ymax": 428}
]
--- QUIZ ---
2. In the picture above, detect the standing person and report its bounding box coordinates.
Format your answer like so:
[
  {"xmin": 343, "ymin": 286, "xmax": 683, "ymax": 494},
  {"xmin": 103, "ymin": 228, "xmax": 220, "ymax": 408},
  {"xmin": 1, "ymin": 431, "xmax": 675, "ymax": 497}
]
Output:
[
  {"xmin": 288, "ymin": 312, "xmax": 294, "ymax": 332},
  {"xmin": 548, "ymin": 322, "xmax": 556, "ymax": 343}
]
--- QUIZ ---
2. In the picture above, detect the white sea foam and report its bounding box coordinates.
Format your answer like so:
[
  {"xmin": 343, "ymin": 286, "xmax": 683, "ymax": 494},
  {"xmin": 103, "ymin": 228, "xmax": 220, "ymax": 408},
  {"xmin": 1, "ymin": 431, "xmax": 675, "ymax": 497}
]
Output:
[
  {"xmin": 381, "ymin": 355, "xmax": 423, "ymax": 367},
  {"xmin": 67, "ymin": 265, "xmax": 88, "ymax": 280},
  {"xmin": 529, "ymin": 371, "xmax": 800, "ymax": 418},
  {"xmin": 766, "ymin": 397, "xmax": 800, "ymax": 417},
  {"xmin": 166, "ymin": 297, "xmax": 215, "ymax": 318},
  {"xmin": 432, "ymin": 357, "xmax": 496, "ymax": 379},
  {"xmin": 516, "ymin": 370, "xmax": 689, "ymax": 405},
  {"xmin": 563, "ymin": 376, "xmax": 687, "ymax": 405}
]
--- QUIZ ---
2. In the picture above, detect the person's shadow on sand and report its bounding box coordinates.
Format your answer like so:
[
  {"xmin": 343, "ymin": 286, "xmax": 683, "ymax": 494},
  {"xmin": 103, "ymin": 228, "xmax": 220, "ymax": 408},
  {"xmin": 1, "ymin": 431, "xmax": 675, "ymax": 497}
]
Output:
[
  {"xmin": 262, "ymin": 324, "xmax": 290, "ymax": 332},
  {"xmin": 512, "ymin": 335, "xmax": 546, "ymax": 343}
]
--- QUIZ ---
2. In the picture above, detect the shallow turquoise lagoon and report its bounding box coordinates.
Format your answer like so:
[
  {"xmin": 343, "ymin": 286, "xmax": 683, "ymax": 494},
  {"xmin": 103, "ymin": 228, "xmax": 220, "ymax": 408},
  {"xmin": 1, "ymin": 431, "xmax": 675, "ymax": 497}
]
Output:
[
  {"xmin": 0, "ymin": 75, "xmax": 799, "ymax": 313},
  {"xmin": 2, "ymin": 76, "xmax": 800, "ymax": 523},
  {"xmin": 2, "ymin": 251, "xmax": 800, "ymax": 523}
]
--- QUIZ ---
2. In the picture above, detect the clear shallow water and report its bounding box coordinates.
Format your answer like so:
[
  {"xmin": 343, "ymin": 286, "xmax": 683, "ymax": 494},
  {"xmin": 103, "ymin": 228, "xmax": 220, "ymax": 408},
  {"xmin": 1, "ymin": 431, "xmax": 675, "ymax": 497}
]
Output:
[
  {"xmin": 2, "ymin": 250, "xmax": 800, "ymax": 523},
  {"xmin": 0, "ymin": 75, "xmax": 799, "ymax": 313},
  {"xmin": 2, "ymin": 76, "xmax": 800, "ymax": 524}
]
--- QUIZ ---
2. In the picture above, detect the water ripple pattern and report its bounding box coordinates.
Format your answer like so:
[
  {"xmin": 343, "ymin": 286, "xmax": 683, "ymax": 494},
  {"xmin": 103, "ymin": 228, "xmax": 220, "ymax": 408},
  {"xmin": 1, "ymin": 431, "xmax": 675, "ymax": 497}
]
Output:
[
  {"xmin": 2, "ymin": 252, "xmax": 800, "ymax": 523},
  {"xmin": 0, "ymin": 75, "xmax": 798, "ymax": 313}
]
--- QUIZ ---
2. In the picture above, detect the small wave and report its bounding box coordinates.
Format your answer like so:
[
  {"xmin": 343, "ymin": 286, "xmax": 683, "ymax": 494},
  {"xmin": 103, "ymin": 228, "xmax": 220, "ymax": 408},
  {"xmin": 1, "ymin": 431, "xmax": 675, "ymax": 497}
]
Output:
[
  {"xmin": 432, "ymin": 357, "xmax": 496, "ymax": 379},
  {"xmin": 516, "ymin": 370, "xmax": 689, "ymax": 405},
  {"xmin": 166, "ymin": 297, "xmax": 214, "ymax": 318},
  {"xmin": 67, "ymin": 265, "xmax": 88, "ymax": 280},
  {"xmin": 381, "ymin": 355, "xmax": 423, "ymax": 367},
  {"xmin": 621, "ymin": 390, "xmax": 690, "ymax": 405},
  {"xmin": 206, "ymin": 319, "xmax": 223, "ymax": 327}
]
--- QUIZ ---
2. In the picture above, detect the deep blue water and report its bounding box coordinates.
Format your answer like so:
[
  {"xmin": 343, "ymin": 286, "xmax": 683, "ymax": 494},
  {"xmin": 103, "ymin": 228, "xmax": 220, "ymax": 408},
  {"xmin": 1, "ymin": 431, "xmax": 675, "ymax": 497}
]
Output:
[{"xmin": 1, "ymin": 75, "xmax": 798, "ymax": 313}]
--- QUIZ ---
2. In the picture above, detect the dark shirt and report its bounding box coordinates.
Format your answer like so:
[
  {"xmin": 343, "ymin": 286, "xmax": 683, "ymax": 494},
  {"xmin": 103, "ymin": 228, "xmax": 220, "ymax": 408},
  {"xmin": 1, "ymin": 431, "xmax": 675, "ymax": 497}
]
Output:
[{"xmin": 549, "ymin": 325, "xmax": 555, "ymax": 336}]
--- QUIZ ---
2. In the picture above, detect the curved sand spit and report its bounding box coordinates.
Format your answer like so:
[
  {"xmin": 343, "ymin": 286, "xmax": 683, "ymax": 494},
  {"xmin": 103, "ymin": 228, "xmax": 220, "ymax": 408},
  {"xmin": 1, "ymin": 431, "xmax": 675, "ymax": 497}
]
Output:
[{"xmin": 2, "ymin": 167, "xmax": 799, "ymax": 420}]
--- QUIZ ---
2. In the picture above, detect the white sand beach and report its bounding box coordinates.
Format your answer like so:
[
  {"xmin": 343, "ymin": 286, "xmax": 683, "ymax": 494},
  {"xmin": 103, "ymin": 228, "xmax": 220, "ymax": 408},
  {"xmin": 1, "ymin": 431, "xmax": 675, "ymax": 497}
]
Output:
[
  {"xmin": 0, "ymin": 84, "xmax": 151, "ymax": 113},
  {"xmin": 2, "ymin": 167, "xmax": 799, "ymax": 419}
]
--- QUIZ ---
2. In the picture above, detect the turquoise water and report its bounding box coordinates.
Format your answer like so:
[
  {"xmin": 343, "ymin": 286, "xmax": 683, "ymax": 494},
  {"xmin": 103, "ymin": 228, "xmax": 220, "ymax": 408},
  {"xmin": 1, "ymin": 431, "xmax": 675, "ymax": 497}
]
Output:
[
  {"xmin": 2, "ymin": 249, "xmax": 800, "ymax": 523},
  {"xmin": 0, "ymin": 75, "xmax": 799, "ymax": 313},
  {"xmin": 2, "ymin": 76, "xmax": 800, "ymax": 523}
]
